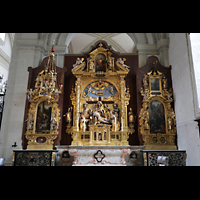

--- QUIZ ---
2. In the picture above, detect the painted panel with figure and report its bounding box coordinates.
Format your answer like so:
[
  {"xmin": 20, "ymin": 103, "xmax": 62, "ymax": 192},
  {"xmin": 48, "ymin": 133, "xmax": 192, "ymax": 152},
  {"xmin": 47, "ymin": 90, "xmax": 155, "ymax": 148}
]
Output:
[
  {"xmin": 150, "ymin": 78, "xmax": 160, "ymax": 91},
  {"xmin": 149, "ymin": 100, "xmax": 166, "ymax": 134},
  {"xmin": 36, "ymin": 101, "xmax": 52, "ymax": 133},
  {"xmin": 95, "ymin": 53, "xmax": 107, "ymax": 72}
]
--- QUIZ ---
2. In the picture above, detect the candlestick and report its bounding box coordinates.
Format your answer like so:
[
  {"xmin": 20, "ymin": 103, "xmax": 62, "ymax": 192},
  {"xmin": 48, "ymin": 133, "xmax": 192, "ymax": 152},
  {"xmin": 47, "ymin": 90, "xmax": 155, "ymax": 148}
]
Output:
[
  {"xmin": 83, "ymin": 116, "xmax": 85, "ymax": 132},
  {"xmin": 77, "ymin": 117, "xmax": 79, "ymax": 131},
  {"xmin": 115, "ymin": 115, "xmax": 117, "ymax": 132},
  {"xmin": 121, "ymin": 117, "xmax": 123, "ymax": 132}
]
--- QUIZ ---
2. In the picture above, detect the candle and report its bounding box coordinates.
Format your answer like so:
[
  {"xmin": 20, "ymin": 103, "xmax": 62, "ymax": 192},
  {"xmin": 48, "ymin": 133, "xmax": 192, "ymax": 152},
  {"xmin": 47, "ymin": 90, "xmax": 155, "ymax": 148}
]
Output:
[
  {"xmin": 77, "ymin": 117, "xmax": 79, "ymax": 131},
  {"xmin": 115, "ymin": 115, "xmax": 117, "ymax": 132},
  {"xmin": 83, "ymin": 116, "xmax": 85, "ymax": 132},
  {"xmin": 121, "ymin": 117, "xmax": 123, "ymax": 132}
]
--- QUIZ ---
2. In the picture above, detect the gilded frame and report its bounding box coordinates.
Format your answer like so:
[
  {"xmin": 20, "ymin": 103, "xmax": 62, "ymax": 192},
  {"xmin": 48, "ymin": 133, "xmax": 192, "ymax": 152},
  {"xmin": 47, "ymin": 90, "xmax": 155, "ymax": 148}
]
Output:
[
  {"xmin": 25, "ymin": 93, "xmax": 61, "ymax": 150},
  {"xmin": 139, "ymin": 69, "xmax": 177, "ymax": 150}
]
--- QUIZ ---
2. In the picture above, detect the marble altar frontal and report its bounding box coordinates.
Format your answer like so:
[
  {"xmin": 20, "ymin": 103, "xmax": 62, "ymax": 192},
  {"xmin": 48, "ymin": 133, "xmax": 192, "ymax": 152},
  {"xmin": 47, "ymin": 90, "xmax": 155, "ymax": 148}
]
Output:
[{"xmin": 55, "ymin": 145, "xmax": 144, "ymax": 166}]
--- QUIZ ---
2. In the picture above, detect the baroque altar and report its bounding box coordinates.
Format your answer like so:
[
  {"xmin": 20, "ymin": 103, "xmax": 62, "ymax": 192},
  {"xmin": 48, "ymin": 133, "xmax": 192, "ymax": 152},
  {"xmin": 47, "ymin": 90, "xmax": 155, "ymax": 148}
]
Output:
[
  {"xmin": 17, "ymin": 40, "xmax": 184, "ymax": 166},
  {"xmin": 66, "ymin": 42, "xmax": 134, "ymax": 146}
]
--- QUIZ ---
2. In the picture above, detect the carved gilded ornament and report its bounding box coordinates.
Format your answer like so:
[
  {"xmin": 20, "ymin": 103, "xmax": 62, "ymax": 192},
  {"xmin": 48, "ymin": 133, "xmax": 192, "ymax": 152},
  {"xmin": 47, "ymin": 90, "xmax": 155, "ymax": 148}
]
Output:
[
  {"xmin": 139, "ymin": 67, "xmax": 177, "ymax": 150},
  {"xmin": 68, "ymin": 43, "xmax": 134, "ymax": 146},
  {"xmin": 25, "ymin": 53, "xmax": 62, "ymax": 150}
]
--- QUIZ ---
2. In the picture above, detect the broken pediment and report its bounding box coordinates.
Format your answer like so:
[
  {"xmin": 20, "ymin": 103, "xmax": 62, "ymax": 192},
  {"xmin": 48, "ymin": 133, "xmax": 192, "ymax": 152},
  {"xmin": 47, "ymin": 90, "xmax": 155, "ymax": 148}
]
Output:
[{"xmin": 71, "ymin": 41, "xmax": 130, "ymax": 76}]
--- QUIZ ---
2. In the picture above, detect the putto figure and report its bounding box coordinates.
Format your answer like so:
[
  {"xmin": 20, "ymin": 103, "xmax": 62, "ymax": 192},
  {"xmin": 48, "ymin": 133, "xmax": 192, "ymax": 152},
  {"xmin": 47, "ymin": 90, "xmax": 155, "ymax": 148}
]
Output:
[{"xmin": 73, "ymin": 57, "xmax": 84, "ymax": 69}]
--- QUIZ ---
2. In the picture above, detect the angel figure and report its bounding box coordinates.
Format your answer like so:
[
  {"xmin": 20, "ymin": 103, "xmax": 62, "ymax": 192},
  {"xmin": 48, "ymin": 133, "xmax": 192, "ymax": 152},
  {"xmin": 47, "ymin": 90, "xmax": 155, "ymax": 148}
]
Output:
[
  {"xmin": 86, "ymin": 85, "xmax": 92, "ymax": 96},
  {"xmin": 27, "ymin": 88, "xmax": 34, "ymax": 100},
  {"xmin": 73, "ymin": 57, "xmax": 84, "ymax": 69},
  {"xmin": 143, "ymin": 75, "xmax": 148, "ymax": 89},
  {"xmin": 26, "ymin": 114, "xmax": 34, "ymax": 130},
  {"xmin": 108, "ymin": 85, "xmax": 114, "ymax": 95},
  {"xmin": 50, "ymin": 115, "xmax": 57, "ymax": 130},
  {"xmin": 117, "ymin": 58, "xmax": 130, "ymax": 70}
]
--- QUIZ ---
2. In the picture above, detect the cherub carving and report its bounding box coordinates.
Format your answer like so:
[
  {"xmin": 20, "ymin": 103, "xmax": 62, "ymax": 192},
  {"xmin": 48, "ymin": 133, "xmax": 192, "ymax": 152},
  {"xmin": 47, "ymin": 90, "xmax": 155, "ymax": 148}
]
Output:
[
  {"xmin": 73, "ymin": 57, "xmax": 84, "ymax": 69},
  {"xmin": 117, "ymin": 58, "xmax": 130, "ymax": 70}
]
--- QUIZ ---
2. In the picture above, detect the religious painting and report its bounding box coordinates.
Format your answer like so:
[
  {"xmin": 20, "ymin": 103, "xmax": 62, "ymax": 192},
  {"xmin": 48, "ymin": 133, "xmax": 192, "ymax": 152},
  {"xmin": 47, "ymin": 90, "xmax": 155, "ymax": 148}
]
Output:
[
  {"xmin": 95, "ymin": 53, "xmax": 106, "ymax": 72},
  {"xmin": 84, "ymin": 81, "xmax": 117, "ymax": 98},
  {"xmin": 98, "ymin": 133, "xmax": 102, "ymax": 141},
  {"xmin": 149, "ymin": 100, "xmax": 166, "ymax": 134},
  {"xmin": 36, "ymin": 101, "xmax": 52, "ymax": 133},
  {"xmin": 150, "ymin": 78, "xmax": 160, "ymax": 91}
]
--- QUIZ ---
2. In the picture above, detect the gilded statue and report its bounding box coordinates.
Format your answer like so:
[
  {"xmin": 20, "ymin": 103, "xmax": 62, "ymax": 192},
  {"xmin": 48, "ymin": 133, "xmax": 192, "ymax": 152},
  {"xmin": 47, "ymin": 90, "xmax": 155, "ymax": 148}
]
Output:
[
  {"xmin": 73, "ymin": 58, "xmax": 84, "ymax": 69},
  {"xmin": 65, "ymin": 107, "xmax": 72, "ymax": 129},
  {"xmin": 27, "ymin": 88, "xmax": 34, "ymax": 101},
  {"xmin": 128, "ymin": 108, "xmax": 135, "ymax": 129},
  {"xmin": 50, "ymin": 115, "xmax": 57, "ymax": 130},
  {"xmin": 162, "ymin": 76, "xmax": 167, "ymax": 89},
  {"xmin": 143, "ymin": 75, "xmax": 148, "ymax": 89},
  {"xmin": 116, "ymin": 58, "xmax": 130, "ymax": 70},
  {"xmin": 93, "ymin": 101, "xmax": 110, "ymax": 124},
  {"xmin": 88, "ymin": 56, "xmax": 95, "ymax": 71},
  {"xmin": 110, "ymin": 103, "xmax": 120, "ymax": 131}
]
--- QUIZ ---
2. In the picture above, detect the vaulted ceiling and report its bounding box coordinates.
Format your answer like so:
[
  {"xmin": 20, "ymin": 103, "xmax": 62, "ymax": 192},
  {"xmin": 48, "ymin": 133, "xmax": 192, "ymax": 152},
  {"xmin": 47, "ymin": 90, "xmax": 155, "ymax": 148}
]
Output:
[{"xmin": 38, "ymin": 33, "xmax": 169, "ymax": 54}]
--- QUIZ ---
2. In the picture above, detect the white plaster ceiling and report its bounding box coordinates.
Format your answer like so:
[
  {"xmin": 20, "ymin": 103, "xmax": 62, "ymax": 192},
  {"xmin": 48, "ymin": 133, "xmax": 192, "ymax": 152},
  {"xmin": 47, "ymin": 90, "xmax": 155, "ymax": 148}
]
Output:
[
  {"xmin": 40, "ymin": 33, "xmax": 169, "ymax": 54},
  {"xmin": 68, "ymin": 33, "xmax": 136, "ymax": 54}
]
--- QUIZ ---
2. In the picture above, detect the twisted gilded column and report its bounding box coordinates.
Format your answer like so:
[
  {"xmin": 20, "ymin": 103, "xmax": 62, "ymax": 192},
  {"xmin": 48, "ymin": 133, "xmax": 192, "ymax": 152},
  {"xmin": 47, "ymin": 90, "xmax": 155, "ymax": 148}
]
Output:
[{"xmin": 72, "ymin": 77, "xmax": 81, "ymax": 145}]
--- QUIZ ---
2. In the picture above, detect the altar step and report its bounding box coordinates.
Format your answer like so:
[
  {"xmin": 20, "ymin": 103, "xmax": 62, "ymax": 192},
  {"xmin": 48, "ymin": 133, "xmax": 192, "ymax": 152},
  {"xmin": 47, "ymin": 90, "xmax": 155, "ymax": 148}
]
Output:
[{"xmin": 12, "ymin": 147, "xmax": 186, "ymax": 166}]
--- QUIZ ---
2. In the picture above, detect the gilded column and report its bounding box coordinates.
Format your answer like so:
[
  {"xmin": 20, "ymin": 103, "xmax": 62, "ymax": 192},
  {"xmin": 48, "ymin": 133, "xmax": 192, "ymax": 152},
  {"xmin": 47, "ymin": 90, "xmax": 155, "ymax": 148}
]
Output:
[
  {"xmin": 120, "ymin": 77, "xmax": 127, "ymax": 144},
  {"xmin": 72, "ymin": 77, "xmax": 81, "ymax": 145}
]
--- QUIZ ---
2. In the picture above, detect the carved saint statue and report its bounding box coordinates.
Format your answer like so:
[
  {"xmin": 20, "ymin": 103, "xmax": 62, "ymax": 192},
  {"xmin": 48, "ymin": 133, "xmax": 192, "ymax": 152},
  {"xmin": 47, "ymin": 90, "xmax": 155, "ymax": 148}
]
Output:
[
  {"xmin": 26, "ymin": 114, "xmax": 34, "ymax": 130},
  {"xmin": 27, "ymin": 88, "xmax": 34, "ymax": 100},
  {"xmin": 167, "ymin": 115, "xmax": 172, "ymax": 130},
  {"xmin": 143, "ymin": 75, "xmax": 148, "ymax": 89},
  {"xmin": 128, "ymin": 108, "xmax": 135, "ymax": 129},
  {"xmin": 93, "ymin": 101, "xmax": 110, "ymax": 124},
  {"xmin": 65, "ymin": 107, "xmax": 72, "ymax": 129},
  {"xmin": 162, "ymin": 76, "xmax": 168, "ymax": 89},
  {"xmin": 50, "ymin": 115, "xmax": 57, "ymax": 130},
  {"xmin": 110, "ymin": 103, "xmax": 120, "ymax": 131},
  {"xmin": 144, "ymin": 116, "xmax": 149, "ymax": 130},
  {"xmin": 88, "ymin": 56, "xmax": 94, "ymax": 71}
]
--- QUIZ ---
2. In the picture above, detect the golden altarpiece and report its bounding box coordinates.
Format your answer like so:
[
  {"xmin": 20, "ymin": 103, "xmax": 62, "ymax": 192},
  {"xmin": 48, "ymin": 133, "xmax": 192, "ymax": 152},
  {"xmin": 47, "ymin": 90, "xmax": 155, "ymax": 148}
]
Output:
[
  {"xmin": 21, "ymin": 41, "xmax": 179, "ymax": 154},
  {"xmin": 139, "ymin": 61, "xmax": 177, "ymax": 150},
  {"xmin": 67, "ymin": 43, "xmax": 134, "ymax": 146},
  {"xmin": 25, "ymin": 53, "xmax": 63, "ymax": 150}
]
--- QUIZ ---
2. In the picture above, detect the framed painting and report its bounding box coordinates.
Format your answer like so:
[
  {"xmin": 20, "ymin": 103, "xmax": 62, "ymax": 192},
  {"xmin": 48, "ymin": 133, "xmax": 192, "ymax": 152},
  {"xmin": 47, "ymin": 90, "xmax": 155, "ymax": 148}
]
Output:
[
  {"xmin": 149, "ymin": 100, "xmax": 166, "ymax": 134},
  {"xmin": 95, "ymin": 53, "xmax": 107, "ymax": 72},
  {"xmin": 36, "ymin": 101, "xmax": 52, "ymax": 133},
  {"xmin": 150, "ymin": 78, "xmax": 160, "ymax": 91}
]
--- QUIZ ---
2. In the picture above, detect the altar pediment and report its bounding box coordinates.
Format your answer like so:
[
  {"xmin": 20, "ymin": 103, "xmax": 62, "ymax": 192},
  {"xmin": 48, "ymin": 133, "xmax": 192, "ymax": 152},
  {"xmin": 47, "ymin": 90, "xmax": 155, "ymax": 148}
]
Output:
[{"xmin": 71, "ymin": 42, "xmax": 130, "ymax": 76}]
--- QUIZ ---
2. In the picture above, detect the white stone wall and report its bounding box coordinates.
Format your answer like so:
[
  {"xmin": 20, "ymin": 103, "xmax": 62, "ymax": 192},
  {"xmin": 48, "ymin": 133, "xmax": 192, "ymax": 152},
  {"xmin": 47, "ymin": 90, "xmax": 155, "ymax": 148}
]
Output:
[
  {"xmin": 0, "ymin": 33, "xmax": 66, "ymax": 165},
  {"xmin": 169, "ymin": 33, "xmax": 200, "ymax": 165},
  {"xmin": 0, "ymin": 33, "xmax": 35, "ymax": 165}
]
